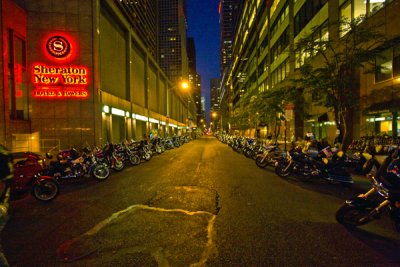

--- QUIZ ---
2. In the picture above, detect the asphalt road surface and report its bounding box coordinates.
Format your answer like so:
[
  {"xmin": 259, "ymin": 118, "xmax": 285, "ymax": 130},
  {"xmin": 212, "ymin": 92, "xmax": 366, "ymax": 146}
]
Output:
[{"xmin": 2, "ymin": 135, "xmax": 400, "ymax": 266}]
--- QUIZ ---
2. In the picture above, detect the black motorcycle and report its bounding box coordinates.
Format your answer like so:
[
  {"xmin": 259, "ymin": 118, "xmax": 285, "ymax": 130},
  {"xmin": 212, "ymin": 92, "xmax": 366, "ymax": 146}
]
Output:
[
  {"xmin": 45, "ymin": 148, "xmax": 110, "ymax": 181},
  {"xmin": 336, "ymin": 147, "xmax": 400, "ymax": 231},
  {"xmin": 275, "ymin": 147, "xmax": 353, "ymax": 185},
  {"xmin": 115, "ymin": 142, "xmax": 141, "ymax": 166}
]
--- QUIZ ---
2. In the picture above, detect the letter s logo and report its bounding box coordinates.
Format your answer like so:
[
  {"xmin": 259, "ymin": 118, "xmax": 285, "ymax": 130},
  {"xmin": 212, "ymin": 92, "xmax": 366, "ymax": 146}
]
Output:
[
  {"xmin": 52, "ymin": 40, "xmax": 64, "ymax": 52},
  {"xmin": 46, "ymin": 36, "xmax": 71, "ymax": 58}
]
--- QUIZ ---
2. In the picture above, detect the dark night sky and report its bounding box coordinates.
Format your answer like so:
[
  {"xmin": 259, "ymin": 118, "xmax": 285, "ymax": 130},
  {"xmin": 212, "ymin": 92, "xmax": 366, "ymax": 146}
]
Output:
[{"xmin": 187, "ymin": 0, "xmax": 220, "ymax": 122}]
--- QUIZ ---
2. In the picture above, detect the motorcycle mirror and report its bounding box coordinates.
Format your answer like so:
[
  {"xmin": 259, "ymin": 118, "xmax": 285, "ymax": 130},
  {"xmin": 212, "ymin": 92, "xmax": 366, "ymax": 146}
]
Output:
[{"xmin": 46, "ymin": 153, "xmax": 53, "ymax": 159}]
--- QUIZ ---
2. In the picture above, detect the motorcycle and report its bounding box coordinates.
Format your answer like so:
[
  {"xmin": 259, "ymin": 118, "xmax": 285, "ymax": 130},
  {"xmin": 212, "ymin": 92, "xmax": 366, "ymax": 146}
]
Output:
[
  {"xmin": 95, "ymin": 144, "xmax": 124, "ymax": 171},
  {"xmin": 115, "ymin": 142, "xmax": 141, "ymax": 166},
  {"xmin": 45, "ymin": 148, "xmax": 110, "ymax": 180},
  {"xmin": 131, "ymin": 141, "xmax": 152, "ymax": 161},
  {"xmin": 255, "ymin": 143, "xmax": 282, "ymax": 168},
  {"xmin": 336, "ymin": 147, "xmax": 400, "ymax": 231},
  {"xmin": 151, "ymin": 138, "xmax": 164, "ymax": 154},
  {"xmin": 275, "ymin": 146, "xmax": 353, "ymax": 185},
  {"xmin": 12, "ymin": 152, "xmax": 59, "ymax": 201},
  {"xmin": 243, "ymin": 139, "xmax": 262, "ymax": 160}
]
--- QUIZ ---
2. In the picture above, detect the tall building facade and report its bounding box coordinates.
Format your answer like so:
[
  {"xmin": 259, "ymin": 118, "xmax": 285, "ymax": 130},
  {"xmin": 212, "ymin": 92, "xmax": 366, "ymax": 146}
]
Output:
[
  {"xmin": 221, "ymin": 0, "xmax": 400, "ymax": 142},
  {"xmin": 219, "ymin": 0, "xmax": 241, "ymax": 77},
  {"xmin": 115, "ymin": 0, "xmax": 158, "ymax": 59},
  {"xmin": 210, "ymin": 78, "xmax": 220, "ymax": 112},
  {"xmin": 158, "ymin": 0, "xmax": 189, "ymax": 85},
  {"xmin": 0, "ymin": 0, "xmax": 190, "ymax": 151},
  {"xmin": 187, "ymin": 37, "xmax": 202, "ymax": 126},
  {"xmin": 219, "ymin": 0, "xmax": 242, "ymax": 133}
]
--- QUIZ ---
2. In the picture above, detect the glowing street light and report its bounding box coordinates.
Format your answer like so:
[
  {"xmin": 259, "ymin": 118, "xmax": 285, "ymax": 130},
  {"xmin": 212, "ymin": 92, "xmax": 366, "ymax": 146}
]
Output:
[{"xmin": 180, "ymin": 81, "xmax": 190, "ymax": 91}]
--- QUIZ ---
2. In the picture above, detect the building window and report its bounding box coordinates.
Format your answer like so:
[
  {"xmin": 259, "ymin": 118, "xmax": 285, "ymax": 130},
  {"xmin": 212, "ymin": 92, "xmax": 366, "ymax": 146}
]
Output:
[
  {"xmin": 375, "ymin": 48, "xmax": 393, "ymax": 83},
  {"xmin": 340, "ymin": 0, "xmax": 386, "ymax": 30},
  {"xmin": 369, "ymin": 0, "xmax": 385, "ymax": 14},
  {"xmin": 340, "ymin": 0, "xmax": 352, "ymax": 36},
  {"xmin": 354, "ymin": 0, "xmax": 366, "ymax": 19},
  {"xmin": 294, "ymin": 0, "xmax": 327, "ymax": 37},
  {"xmin": 8, "ymin": 30, "xmax": 28, "ymax": 120}
]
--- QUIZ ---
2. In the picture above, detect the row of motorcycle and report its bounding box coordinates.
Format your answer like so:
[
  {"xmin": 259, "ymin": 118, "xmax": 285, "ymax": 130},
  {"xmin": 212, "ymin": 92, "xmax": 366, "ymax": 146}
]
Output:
[
  {"xmin": 10, "ymin": 135, "xmax": 192, "ymax": 203},
  {"xmin": 215, "ymin": 133, "xmax": 400, "ymax": 233}
]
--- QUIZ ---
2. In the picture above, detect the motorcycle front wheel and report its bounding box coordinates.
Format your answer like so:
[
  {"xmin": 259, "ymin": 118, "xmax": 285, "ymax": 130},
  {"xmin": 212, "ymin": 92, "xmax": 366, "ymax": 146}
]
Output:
[
  {"xmin": 335, "ymin": 205, "xmax": 375, "ymax": 228},
  {"xmin": 275, "ymin": 162, "xmax": 292, "ymax": 177},
  {"xmin": 144, "ymin": 153, "xmax": 151, "ymax": 161},
  {"xmin": 255, "ymin": 156, "xmax": 269, "ymax": 168},
  {"xmin": 129, "ymin": 154, "xmax": 141, "ymax": 165},
  {"xmin": 112, "ymin": 160, "xmax": 124, "ymax": 171},
  {"xmin": 93, "ymin": 164, "xmax": 110, "ymax": 180},
  {"xmin": 32, "ymin": 180, "xmax": 59, "ymax": 202}
]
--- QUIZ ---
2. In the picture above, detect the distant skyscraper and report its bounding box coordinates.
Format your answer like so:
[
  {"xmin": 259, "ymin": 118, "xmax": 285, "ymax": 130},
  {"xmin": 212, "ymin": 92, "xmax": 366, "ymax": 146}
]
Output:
[
  {"xmin": 219, "ymin": 0, "xmax": 241, "ymax": 76},
  {"xmin": 187, "ymin": 37, "xmax": 196, "ymax": 72},
  {"xmin": 159, "ymin": 0, "xmax": 189, "ymax": 84},
  {"xmin": 210, "ymin": 78, "xmax": 220, "ymax": 111},
  {"xmin": 115, "ymin": 0, "xmax": 158, "ymax": 59},
  {"xmin": 187, "ymin": 37, "xmax": 202, "ymax": 124}
]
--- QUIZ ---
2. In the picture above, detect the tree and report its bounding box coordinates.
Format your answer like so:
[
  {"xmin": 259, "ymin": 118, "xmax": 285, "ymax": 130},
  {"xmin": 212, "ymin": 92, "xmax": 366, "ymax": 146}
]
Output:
[
  {"xmin": 294, "ymin": 16, "xmax": 386, "ymax": 148},
  {"xmin": 243, "ymin": 86, "xmax": 300, "ymax": 140}
]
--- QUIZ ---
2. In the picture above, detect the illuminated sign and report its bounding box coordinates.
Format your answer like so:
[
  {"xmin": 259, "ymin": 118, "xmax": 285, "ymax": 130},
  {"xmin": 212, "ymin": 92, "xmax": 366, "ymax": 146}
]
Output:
[
  {"xmin": 33, "ymin": 65, "xmax": 88, "ymax": 85},
  {"xmin": 32, "ymin": 64, "xmax": 89, "ymax": 98},
  {"xmin": 32, "ymin": 87, "xmax": 88, "ymax": 98},
  {"xmin": 46, "ymin": 36, "xmax": 71, "ymax": 58},
  {"xmin": 32, "ymin": 33, "xmax": 89, "ymax": 99}
]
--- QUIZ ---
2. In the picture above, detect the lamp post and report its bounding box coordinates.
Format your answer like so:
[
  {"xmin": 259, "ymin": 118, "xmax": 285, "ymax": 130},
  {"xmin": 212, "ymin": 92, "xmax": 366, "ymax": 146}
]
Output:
[
  {"xmin": 212, "ymin": 111, "xmax": 218, "ymax": 132},
  {"xmin": 180, "ymin": 80, "xmax": 192, "ymax": 133},
  {"xmin": 167, "ymin": 80, "xmax": 191, "ymax": 137}
]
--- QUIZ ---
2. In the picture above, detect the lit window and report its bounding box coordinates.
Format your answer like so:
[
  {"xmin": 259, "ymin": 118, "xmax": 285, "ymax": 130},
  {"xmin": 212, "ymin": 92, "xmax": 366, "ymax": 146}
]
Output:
[
  {"xmin": 8, "ymin": 31, "xmax": 28, "ymax": 120},
  {"xmin": 375, "ymin": 48, "xmax": 393, "ymax": 83},
  {"xmin": 354, "ymin": 0, "xmax": 366, "ymax": 19},
  {"xmin": 369, "ymin": 0, "xmax": 385, "ymax": 14},
  {"xmin": 340, "ymin": 1, "xmax": 351, "ymax": 36}
]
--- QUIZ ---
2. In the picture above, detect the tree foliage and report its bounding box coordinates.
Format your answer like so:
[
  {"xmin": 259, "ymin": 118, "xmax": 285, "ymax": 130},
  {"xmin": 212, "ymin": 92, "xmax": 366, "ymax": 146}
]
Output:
[
  {"xmin": 294, "ymin": 16, "xmax": 386, "ymax": 148},
  {"xmin": 231, "ymin": 85, "xmax": 302, "ymax": 138}
]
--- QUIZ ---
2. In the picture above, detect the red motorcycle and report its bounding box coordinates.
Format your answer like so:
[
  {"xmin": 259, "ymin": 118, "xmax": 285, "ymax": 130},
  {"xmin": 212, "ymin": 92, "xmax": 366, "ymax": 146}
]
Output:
[{"xmin": 11, "ymin": 152, "xmax": 59, "ymax": 202}]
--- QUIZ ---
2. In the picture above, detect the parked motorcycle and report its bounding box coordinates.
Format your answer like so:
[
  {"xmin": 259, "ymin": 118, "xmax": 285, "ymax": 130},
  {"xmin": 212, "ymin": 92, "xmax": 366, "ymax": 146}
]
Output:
[
  {"xmin": 95, "ymin": 144, "xmax": 124, "ymax": 172},
  {"xmin": 255, "ymin": 143, "xmax": 282, "ymax": 168},
  {"xmin": 151, "ymin": 138, "xmax": 164, "ymax": 154},
  {"xmin": 115, "ymin": 142, "xmax": 141, "ymax": 166},
  {"xmin": 336, "ymin": 147, "xmax": 400, "ymax": 231},
  {"xmin": 45, "ymin": 148, "xmax": 110, "ymax": 180},
  {"xmin": 131, "ymin": 141, "xmax": 152, "ymax": 161},
  {"xmin": 12, "ymin": 152, "xmax": 59, "ymax": 202},
  {"xmin": 275, "ymin": 146, "xmax": 353, "ymax": 185}
]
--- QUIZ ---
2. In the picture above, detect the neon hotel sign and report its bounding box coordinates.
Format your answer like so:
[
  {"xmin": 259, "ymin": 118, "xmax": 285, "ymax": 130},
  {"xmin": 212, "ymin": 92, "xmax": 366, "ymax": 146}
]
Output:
[{"xmin": 32, "ymin": 35, "xmax": 89, "ymax": 98}]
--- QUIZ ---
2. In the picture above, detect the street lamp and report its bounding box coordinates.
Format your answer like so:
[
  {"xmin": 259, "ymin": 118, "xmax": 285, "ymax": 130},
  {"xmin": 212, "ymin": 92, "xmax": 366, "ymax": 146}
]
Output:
[
  {"xmin": 166, "ymin": 80, "xmax": 191, "ymax": 137},
  {"xmin": 181, "ymin": 81, "xmax": 189, "ymax": 91},
  {"xmin": 180, "ymin": 80, "xmax": 192, "ymax": 132},
  {"xmin": 212, "ymin": 111, "xmax": 222, "ymax": 132}
]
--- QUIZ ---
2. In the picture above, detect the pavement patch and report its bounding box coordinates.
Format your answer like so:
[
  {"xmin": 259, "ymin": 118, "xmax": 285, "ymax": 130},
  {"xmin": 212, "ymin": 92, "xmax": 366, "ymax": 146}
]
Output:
[
  {"xmin": 57, "ymin": 186, "xmax": 219, "ymax": 266},
  {"xmin": 148, "ymin": 185, "xmax": 220, "ymax": 215}
]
